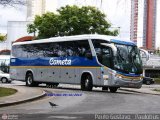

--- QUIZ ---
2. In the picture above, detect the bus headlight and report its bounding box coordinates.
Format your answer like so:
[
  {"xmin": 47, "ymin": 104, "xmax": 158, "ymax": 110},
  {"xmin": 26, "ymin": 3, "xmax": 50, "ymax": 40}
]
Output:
[
  {"xmin": 115, "ymin": 75, "xmax": 122, "ymax": 79},
  {"xmin": 112, "ymin": 70, "xmax": 117, "ymax": 74},
  {"xmin": 139, "ymin": 77, "xmax": 143, "ymax": 81}
]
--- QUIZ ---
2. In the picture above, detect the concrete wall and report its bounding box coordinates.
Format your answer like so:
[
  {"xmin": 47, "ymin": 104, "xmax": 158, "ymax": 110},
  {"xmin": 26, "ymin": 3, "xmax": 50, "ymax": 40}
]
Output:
[
  {"xmin": 0, "ymin": 21, "xmax": 33, "ymax": 51},
  {"xmin": 156, "ymin": 0, "xmax": 160, "ymax": 49},
  {"xmin": 0, "ymin": 41, "xmax": 8, "ymax": 51},
  {"xmin": 143, "ymin": 0, "xmax": 157, "ymax": 49}
]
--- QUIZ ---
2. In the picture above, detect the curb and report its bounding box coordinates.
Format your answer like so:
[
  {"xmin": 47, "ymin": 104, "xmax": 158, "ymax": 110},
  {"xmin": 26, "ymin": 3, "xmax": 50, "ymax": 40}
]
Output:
[
  {"xmin": 120, "ymin": 88, "xmax": 160, "ymax": 96},
  {"xmin": 0, "ymin": 90, "xmax": 46, "ymax": 108}
]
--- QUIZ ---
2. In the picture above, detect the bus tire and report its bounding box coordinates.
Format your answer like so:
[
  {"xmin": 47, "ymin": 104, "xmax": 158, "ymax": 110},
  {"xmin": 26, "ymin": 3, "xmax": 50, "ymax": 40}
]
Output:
[
  {"xmin": 81, "ymin": 74, "xmax": 93, "ymax": 91},
  {"xmin": 102, "ymin": 87, "xmax": 108, "ymax": 91},
  {"xmin": 109, "ymin": 87, "xmax": 118, "ymax": 93},
  {"xmin": 53, "ymin": 83, "xmax": 59, "ymax": 87},
  {"xmin": 26, "ymin": 72, "xmax": 38, "ymax": 87}
]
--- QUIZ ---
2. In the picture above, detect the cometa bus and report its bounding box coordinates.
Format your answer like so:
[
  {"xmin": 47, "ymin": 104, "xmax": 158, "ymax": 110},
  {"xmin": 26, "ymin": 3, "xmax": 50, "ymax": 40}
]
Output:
[{"xmin": 10, "ymin": 34, "xmax": 144, "ymax": 93}]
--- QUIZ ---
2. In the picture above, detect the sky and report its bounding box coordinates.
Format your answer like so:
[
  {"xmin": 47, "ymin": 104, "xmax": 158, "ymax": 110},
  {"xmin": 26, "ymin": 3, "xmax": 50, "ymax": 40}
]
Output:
[
  {"xmin": 0, "ymin": 0, "xmax": 159, "ymax": 42},
  {"xmin": 0, "ymin": 5, "xmax": 26, "ymax": 34},
  {"xmin": 57, "ymin": 0, "xmax": 132, "ymax": 38},
  {"xmin": 0, "ymin": 0, "xmax": 132, "ymax": 38}
]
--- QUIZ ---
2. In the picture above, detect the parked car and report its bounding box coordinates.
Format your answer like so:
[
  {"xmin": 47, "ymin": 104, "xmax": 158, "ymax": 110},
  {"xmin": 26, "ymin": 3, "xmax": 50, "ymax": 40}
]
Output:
[
  {"xmin": 0, "ymin": 70, "xmax": 11, "ymax": 83},
  {"xmin": 143, "ymin": 77, "xmax": 154, "ymax": 85}
]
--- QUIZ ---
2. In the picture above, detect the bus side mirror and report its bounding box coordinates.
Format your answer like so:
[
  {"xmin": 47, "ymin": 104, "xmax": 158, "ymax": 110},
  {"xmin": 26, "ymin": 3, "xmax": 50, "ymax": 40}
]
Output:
[
  {"xmin": 85, "ymin": 53, "xmax": 93, "ymax": 60},
  {"xmin": 140, "ymin": 49, "xmax": 149, "ymax": 65}
]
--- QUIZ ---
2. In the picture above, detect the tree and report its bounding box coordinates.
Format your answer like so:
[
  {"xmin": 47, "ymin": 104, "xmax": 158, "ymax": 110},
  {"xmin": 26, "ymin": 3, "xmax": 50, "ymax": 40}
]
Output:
[
  {"xmin": 28, "ymin": 5, "xmax": 119, "ymax": 39},
  {"xmin": 0, "ymin": 34, "xmax": 5, "ymax": 41},
  {"xmin": 28, "ymin": 12, "xmax": 62, "ymax": 39},
  {"xmin": 0, "ymin": 0, "xmax": 25, "ymax": 6}
]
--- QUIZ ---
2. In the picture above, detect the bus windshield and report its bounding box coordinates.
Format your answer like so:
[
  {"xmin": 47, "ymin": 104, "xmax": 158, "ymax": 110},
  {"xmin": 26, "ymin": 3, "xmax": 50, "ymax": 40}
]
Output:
[
  {"xmin": 114, "ymin": 44, "xmax": 142, "ymax": 75},
  {"xmin": 93, "ymin": 40, "xmax": 142, "ymax": 75}
]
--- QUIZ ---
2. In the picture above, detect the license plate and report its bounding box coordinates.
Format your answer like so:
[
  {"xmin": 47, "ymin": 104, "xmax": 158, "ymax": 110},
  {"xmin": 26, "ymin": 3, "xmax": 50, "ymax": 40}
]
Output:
[{"xmin": 129, "ymin": 83, "xmax": 134, "ymax": 86}]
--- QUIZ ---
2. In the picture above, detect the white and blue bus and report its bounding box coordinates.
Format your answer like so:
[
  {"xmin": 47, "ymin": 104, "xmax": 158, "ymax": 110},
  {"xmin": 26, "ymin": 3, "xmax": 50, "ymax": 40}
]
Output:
[{"xmin": 10, "ymin": 34, "xmax": 143, "ymax": 92}]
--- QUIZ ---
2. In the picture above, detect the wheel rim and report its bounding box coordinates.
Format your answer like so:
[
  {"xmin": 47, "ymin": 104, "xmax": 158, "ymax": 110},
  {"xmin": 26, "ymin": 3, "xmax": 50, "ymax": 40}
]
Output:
[
  {"xmin": 2, "ymin": 78, "xmax": 7, "ymax": 83},
  {"xmin": 27, "ymin": 76, "xmax": 32, "ymax": 85},
  {"xmin": 85, "ymin": 78, "xmax": 89, "ymax": 88}
]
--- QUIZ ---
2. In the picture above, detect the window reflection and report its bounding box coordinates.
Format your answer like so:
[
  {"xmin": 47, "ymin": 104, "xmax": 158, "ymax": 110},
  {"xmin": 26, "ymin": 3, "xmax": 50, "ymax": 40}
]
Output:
[{"xmin": 12, "ymin": 40, "xmax": 92, "ymax": 58}]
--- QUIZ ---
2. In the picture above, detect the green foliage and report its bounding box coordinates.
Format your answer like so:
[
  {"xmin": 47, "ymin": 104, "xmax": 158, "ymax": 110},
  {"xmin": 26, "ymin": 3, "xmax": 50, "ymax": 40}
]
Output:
[
  {"xmin": 154, "ymin": 78, "xmax": 160, "ymax": 84},
  {"xmin": 0, "ymin": 34, "xmax": 5, "ymax": 41},
  {"xmin": 0, "ymin": 87, "xmax": 17, "ymax": 97},
  {"xmin": 28, "ymin": 5, "xmax": 119, "ymax": 39},
  {"xmin": 153, "ymin": 89, "xmax": 160, "ymax": 92}
]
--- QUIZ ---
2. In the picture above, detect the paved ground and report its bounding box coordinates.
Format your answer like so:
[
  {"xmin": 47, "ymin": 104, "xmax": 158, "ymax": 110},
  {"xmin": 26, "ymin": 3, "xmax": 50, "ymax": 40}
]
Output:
[
  {"xmin": 0, "ymin": 84, "xmax": 45, "ymax": 107},
  {"xmin": 120, "ymin": 84, "xmax": 160, "ymax": 95},
  {"xmin": 0, "ymin": 81, "xmax": 160, "ymax": 120}
]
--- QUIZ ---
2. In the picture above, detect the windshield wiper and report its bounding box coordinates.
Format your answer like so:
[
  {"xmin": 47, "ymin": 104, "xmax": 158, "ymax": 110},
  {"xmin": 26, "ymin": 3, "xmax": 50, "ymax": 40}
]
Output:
[{"xmin": 117, "ymin": 49, "xmax": 124, "ymax": 62}]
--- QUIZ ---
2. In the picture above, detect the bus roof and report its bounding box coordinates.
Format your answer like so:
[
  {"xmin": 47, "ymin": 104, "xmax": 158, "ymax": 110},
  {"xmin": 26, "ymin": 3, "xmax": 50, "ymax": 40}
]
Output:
[
  {"xmin": 111, "ymin": 39, "xmax": 136, "ymax": 46},
  {"xmin": 12, "ymin": 34, "xmax": 136, "ymax": 46}
]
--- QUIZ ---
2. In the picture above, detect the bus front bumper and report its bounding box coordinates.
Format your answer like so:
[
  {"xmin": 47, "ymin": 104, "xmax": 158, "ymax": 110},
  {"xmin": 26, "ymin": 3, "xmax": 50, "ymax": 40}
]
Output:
[
  {"xmin": 113, "ymin": 78, "xmax": 143, "ymax": 88},
  {"xmin": 103, "ymin": 74, "xmax": 143, "ymax": 88}
]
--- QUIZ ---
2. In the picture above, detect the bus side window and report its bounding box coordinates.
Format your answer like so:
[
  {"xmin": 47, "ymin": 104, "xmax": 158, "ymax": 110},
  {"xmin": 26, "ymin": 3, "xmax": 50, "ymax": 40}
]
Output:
[
  {"xmin": 92, "ymin": 40, "xmax": 113, "ymax": 68},
  {"xmin": 52, "ymin": 43, "xmax": 60, "ymax": 57},
  {"xmin": 65, "ymin": 42, "xmax": 74, "ymax": 57},
  {"xmin": 101, "ymin": 47, "xmax": 112, "ymax": 68},
  {"xmin": 76, "ymin": 40, "xmax": 92, "ymax": 58}
]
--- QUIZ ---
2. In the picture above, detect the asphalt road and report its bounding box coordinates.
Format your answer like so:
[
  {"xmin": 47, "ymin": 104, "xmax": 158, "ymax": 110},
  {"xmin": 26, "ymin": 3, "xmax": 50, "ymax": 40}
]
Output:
[{"xmin": 0, "ymin": 81, "xmax": 160, "ymax": 120}]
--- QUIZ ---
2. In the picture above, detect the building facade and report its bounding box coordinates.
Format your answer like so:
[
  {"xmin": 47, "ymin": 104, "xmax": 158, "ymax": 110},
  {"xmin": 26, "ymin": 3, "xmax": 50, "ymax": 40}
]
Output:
[
  {"xmin": 130, "ymin": 0, "xmax": 138, "ymax": 44},
  {"xmin": 27, "ymin": 0, "xmax": 46, "ymax": 20},
  {"xmin": 27, "ymin": 0, "xmax": 57, "ymax": 21},
  {"xmin": 143, "ymin": 0, "xmax": 157, "ymax": 50},
  {"xmin": 130, "ymin": 0, "xmax": 144, "ymax": 47}
]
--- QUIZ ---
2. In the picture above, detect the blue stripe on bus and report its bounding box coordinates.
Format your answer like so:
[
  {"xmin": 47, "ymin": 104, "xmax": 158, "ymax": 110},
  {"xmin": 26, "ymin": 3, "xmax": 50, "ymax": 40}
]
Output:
[
  {"xmin": 10, "ymin": 57, "xmax": 100, "ymax": 66},
  {"xmin": 10, "ymin": 57, "xmax": 141, "ymax": 77},
  {"xmin": 111, "ymin": 39, "xmax": 136, "ymax": 46},
  {"xmin": 117, "ymin": 71, "xmax": 141, "ymax": 77}
]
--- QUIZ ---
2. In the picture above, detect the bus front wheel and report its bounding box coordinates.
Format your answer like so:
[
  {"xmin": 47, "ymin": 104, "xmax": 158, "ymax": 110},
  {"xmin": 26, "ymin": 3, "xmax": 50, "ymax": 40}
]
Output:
[
  {"xmin": 81, "ymin": 74, "xmax": 93, "ymax": 91},
  {"xmin": 109, "ymin": 87, "xmax": 118, "ymax": 93},
  {"xmin": 26, "ymin": 73, "xmax": 38, "ymax": 87}
]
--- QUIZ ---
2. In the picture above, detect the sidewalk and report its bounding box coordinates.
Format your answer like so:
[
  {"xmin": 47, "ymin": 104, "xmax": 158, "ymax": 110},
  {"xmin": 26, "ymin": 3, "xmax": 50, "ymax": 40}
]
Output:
[
  {"xmin": 120, "ymin": 84, "xmax": 160, "ymax": 95},
  {"xmin": 0, "ymin": 83, "xmax": 159, "ymax": 108},
  {"xmin": 0, "ymin": 85, "xmax": 46, "ymax": 107}
]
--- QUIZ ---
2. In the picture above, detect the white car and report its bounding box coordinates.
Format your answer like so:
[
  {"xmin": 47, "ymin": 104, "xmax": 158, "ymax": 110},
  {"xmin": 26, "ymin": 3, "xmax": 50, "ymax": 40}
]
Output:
[{"xmin": 0, "ymin": 70, "xmax": 11, "ymax": 83}]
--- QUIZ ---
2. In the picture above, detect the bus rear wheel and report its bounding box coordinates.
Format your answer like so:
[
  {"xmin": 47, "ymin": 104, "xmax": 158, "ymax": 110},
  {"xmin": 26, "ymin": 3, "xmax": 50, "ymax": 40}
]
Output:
[
  {"xmin": 102, "ymin": 87, "xmax": 108, "ymax": 91},
  {"xmin": 26, "ymin": 73, "xmax": 38, "ymax": 87},
  {"xmin": 81, "ymin": 74, "xmax": 93, "ymax": 91},
  {"xmin": 109, "ymin": 87, "xmax": 118, "ymax": 93}
]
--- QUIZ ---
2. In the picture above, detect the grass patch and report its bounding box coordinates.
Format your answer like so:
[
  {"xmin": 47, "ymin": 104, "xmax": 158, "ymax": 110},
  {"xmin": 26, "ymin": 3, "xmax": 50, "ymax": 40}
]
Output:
[
  {"xmin": 154, "ymin": 78, "xmax": 160, "ymax": 84},
  {"xmin": 153, "ymin": 89, "xmax": 160, "ymax": 92},
  {"xmin": 0, "ymin": 87, "xmax": 17, "ymax": 97}
]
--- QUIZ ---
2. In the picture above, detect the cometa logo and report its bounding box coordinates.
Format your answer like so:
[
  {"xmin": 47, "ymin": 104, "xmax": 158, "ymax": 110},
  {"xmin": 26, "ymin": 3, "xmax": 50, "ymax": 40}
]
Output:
[{"xmin": 49, "ymin": 58, "xmax": 72, "ymax": 66}]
